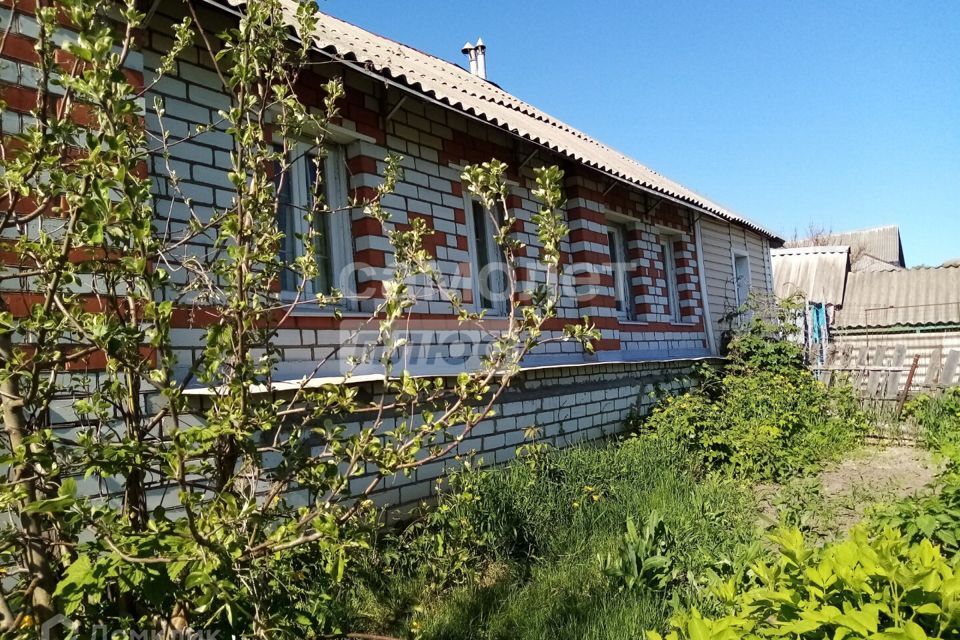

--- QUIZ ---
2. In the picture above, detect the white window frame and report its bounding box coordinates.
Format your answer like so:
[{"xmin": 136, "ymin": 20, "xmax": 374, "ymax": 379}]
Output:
[
  {"xmin": 606, "ymin": 223, "xmax": 633, "ymax": 320},
  {"xmin": 660, "ymin": 235, "xmax": 683, "ymax": 323},
  {"xmin": 732, "ymin": 250, "xmax": 752, "ymax": 309},
  {"xmin": 276, "ymin": 141, "xmax": 354, "ymax": 308},
  {"xmin": 463, "ymin": 192, "xmax": 508, "ymax": 315}
]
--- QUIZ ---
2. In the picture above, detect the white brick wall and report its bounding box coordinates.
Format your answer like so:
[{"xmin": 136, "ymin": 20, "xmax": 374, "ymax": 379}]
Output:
[
  {"xmin": 5, "ymin": 4, "xmax": 770, "ymax": 513},
  {"xmin": 339, "ymin": 359, "xmax": 703, "ymax": 506}
]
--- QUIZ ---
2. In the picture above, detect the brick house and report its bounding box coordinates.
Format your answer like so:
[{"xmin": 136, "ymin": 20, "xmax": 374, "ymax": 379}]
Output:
[{"xmin": 2, "ymin": 1, "xmax": 782, "ymax": 504}]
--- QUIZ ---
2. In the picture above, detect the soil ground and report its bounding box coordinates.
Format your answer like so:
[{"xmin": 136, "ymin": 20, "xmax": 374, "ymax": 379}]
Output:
[
  {"xmin": 758, "ymin": 445, "xmax": 940, "ymax": 538},
  {"xmin": 820, "ymin": 445, "xmax": 938, "ymax": 502}
]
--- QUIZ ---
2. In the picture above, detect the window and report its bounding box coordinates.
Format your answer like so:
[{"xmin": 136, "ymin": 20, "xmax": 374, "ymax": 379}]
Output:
[
  {"xmin": 606, "ymin": 224, "xmax": 633, "ymax": 319},
  {"xmin": 467, "ymin": 198, "xmax": 507, "ymax": 314},
  {"xmin": 275, "ymin": 143, "xmax": 351, "ymax": 302},
  {"xmin": 661, "ymin": 238, "xmax": 682, "ymax": 323},
  {"xmin": 733, "ymin": 253, "xmax": 751, "ymax": 308}
]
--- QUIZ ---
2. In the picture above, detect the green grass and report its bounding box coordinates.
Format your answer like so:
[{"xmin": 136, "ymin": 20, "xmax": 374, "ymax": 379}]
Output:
[
  {"xmin": 418, "ymin": 551, "xmax": 676, "ymax": 640},
  {"xmin": 349, "ymin": 437, "xmax": 759, "ymax": 639},
  {"xmin": 336, "ymin": 309, "xmax": 873, "ymax": 638}
]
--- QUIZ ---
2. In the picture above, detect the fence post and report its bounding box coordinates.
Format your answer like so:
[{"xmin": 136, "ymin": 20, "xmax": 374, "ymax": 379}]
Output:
[{"xmin": 896, "ymin": 354, "xmax": 921, "ymax": 418}]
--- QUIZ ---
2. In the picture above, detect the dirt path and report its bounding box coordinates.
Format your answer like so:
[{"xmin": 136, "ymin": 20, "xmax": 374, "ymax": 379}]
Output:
[
  {"xmin": 820, "ymin": 446, "xmax": 938, "ymax": 501},
  {"xmin": 759, "ymin": 446, "xmax": 940, "ymax": 538}
]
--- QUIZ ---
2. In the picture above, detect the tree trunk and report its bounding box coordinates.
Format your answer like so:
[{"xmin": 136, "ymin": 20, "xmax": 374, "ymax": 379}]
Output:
[{"xmin": 0, "ymin": 331, "xmax": 57, "ymax": 631}]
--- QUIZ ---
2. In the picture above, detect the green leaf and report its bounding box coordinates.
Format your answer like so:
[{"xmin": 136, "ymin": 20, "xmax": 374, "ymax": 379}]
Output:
[
  {"xmin": 912, "ymin": 603, "xmax": 941, "ymax": 615},
  {"xmin": 59, "ymin": 477, "xmax": 78, "ymax": 498},
  {"xmin": 24, "ymin": 495, "xmax": 74, "ymax": 514},
  {"xmin": 916, "ymin": 514, "xmax": 938, "ymax": 537},
  {"xmin": 902, "ymin": 621, "xmax": 929, "ymax": 640},
  {"xmin": 54, "ymin": 554, "xmax": 97, "ymax": 614}
]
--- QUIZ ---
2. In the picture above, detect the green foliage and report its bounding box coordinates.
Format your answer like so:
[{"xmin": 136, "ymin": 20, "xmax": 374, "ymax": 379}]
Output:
[
  {"xmin": 771, "ymin": 477, "xmax": 832, "ymax": 534},
  {"xmin": 905, "ymin": 388, "xmax": 960, "ymax": 450},
  {"xmin": 645, "ymin": 368, "xmax": 867, "ymax": 481},
  {"xmin": 872, "ymin": 452, "xmax": 960, "ymax": 558},
  {"xmin": 770, "ymin": 473, "xmax": 903, "ymax": 544},
  {"xmin": 650, "ymin": 527, "xmax": 960, "ymax": 640},
  {"xmin": 420, "ymin": 439, "xmax": 754, "ymax": 571},
  {"xmin": 644, "ymin": 299, "xmax": 868, "ymax": 481},
  {"xmin": 358, "ymin": 438, "xmax": 759, "ymax": 639},
  {"xmin": 869, "ymin": 392, "xmax": 960, "ymax": 561},
  {"xmin": 600, "ymin": 512, "xmax": 677, "ymax": 593},
  {"xmin": 723, "ymin": 295, "xmax": 807, "ymax": 377}
]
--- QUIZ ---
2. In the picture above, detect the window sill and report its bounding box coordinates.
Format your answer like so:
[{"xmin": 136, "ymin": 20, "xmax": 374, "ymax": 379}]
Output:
[
  {"xmin": 619, "ymin": 319, "xmax": 701, "ymax": 328},
  {"xmin": 277, "ymin": 295, "xmax": 360, "ymax": 317}
]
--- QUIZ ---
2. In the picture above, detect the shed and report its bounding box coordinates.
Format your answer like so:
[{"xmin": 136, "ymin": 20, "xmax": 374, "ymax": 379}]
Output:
[{"xmin": 771, "ymin": 245, "xmax": 850, "ymax": 305}]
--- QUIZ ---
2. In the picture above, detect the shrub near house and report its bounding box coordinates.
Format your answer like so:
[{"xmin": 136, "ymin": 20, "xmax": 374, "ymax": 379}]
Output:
[{"xmin": 644, "ymin": 303, "xmax": 869, "ymax": 481}]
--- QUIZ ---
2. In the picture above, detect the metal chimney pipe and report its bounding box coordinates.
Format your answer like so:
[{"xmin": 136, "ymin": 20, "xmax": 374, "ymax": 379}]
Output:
[
  {"xmin": 461, "ymin": 41, "xmax": 477, "ymax": 75},
  {"xmin": 475, "ymin": 37, "xmax": 487, "ymax": 79}
]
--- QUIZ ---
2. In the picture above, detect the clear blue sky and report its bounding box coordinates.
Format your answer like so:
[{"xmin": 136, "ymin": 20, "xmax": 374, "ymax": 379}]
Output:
[{"xmin": 319, "ymin": 1, "xmax": 960, "ymax": 267}]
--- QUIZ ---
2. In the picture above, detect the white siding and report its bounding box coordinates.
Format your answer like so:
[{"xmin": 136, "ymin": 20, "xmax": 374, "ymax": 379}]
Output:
[{"xmin": 700, "ymin": 217, "xmax": 774, "ymax": 343}]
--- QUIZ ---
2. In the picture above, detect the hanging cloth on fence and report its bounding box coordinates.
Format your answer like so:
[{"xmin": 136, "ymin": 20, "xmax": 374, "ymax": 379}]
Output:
[
  {"xmin": 811, "ymin": 303, "xmax": 826, "ymax": 343},
  {"xmin": 810, "ymin": 302, "xmax": 829, "ymax": 366}
]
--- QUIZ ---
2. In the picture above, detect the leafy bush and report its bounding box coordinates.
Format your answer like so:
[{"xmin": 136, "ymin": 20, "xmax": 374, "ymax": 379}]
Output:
[
  {"xmin": 650, "ymin": 527, "xmax": 960, "ymax": 639},
  {"xmin": 643, "ymin": 307, "xmax": 868, "ymax": 481},
  {"xmin": 872, "ymin": 451, "xmax": 960, "ymax": 558},
  {"xmin": 723, "ymin": 295, "xmax": 808, "ymax": 377},
  {"xmin": 905, "ymin": 388, "xmax": 960, "ymax": 449},
  {"xmin": 645, "ymin": 367, "xmax": 867, "ymax": 481}
]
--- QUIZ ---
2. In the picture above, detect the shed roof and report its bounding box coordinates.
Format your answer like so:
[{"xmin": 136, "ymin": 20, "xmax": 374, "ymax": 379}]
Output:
[
  {"xmin": 834, "ymin": 266, "xmax": 960, "ymax": 329},
  {"xmin": 206, "ymin": 0, "xmax": 780, "ymax": 241},
  {"xmin": 851, "ymin": 253, "xmax": 903, "ymax": 273},
  {"xmin": 786, "ymin": 225, "xmax": 904, "ymax": 268},
  {"xmin": 771, "ymin": 245, "xmax": 850, "ymax": 306}
]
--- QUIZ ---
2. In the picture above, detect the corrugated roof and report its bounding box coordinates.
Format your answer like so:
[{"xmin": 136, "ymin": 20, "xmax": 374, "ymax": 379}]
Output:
[
  {"xmin": 206, "ymin": 0, "xmax": 780, "ymax": 241},
  {"xmin": 852, "ymin": 253, "xmax": 903, "ymax": 273},
  {"xmin": 786, "ymin": 225, "xmax": 904, "ymax": 267},
  {"xmin": 834, "ymin": 266, "xmax": 960, "ymax": 329},
  {"xmin": 771, "ymin": 245, "xmax": 850, "ymax": 305}
]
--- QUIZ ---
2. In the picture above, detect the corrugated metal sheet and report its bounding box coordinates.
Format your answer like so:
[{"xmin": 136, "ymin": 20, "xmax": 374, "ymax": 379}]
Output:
[
  {"xmin": 834, "ymin": 267, "xmax": 960, "ymax": 328},
  {"xmin": 852, "ymin": 253, "xmax": 903, "ymax": 273},
  {"xmin": 786, "ymin": 225, "xmax": 903, "ymax": 267},
  {"xmin": 207, "ymin": 0, "xmax": 780, "ymax": 241},
  {"xmin": 771, "ymin": 245, "xmax": 849, "ymax": 305}
]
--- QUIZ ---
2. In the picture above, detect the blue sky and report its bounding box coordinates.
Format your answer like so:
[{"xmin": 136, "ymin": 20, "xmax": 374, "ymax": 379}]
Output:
[{"xmin": 319, "ymin": 1, "xmax": 960, "ymax": 267}]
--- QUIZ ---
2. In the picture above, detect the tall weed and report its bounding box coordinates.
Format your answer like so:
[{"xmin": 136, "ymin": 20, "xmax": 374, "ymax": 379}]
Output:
[
  {"xmin": 906, "ymin": 387, "xmax": 960, "ymax": 449},
  {"xmin": 362, "ymin": 438, "xmax": 758, "ymax": 639}
]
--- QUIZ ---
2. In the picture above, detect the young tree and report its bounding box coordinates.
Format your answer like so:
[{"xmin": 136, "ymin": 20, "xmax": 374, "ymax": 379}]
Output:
[{"xmin": 0, "ymin": 0, "xmax": 595, "ymax": 636}]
